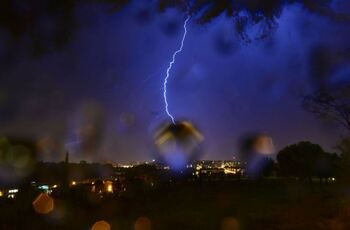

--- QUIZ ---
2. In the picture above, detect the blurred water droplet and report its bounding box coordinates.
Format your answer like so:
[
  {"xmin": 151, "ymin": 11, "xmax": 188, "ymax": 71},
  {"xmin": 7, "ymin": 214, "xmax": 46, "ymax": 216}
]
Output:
[
  {"xmin": 32, "ymin": 193, "xmax": 54, "ymax": 214},
  {"xmin": 91, "ymin": 220, "xmax": 111, "ymax": 230},
  {"xmin": 154, "ymin": 121, "xmax": 203, "ymax": 171},
  {"xmin": 221, "ymin": 217, "xmax": 239, "ymax": 230},
  {"xmin": 134, "ymin": 216, "xmax": 151, "ymax": 230}
]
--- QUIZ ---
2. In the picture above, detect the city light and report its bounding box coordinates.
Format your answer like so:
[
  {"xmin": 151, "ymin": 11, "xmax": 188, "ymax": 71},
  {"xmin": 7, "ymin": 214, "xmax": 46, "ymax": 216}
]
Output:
[
  {"xmin": 38, "ymin": 185, "xmax": 49, "ymax": 190},
  {"xmin": 7, "ymin": 189, "xmax": 19, "ymax": 199},
  {"xmin": 107, "ymin": 184, "xmax": 113, "ymax": 193},
  {"xmin": 9, "ymin": 189, "xmax": 19, "ymax": 193},
  {"xmin": 224, "ymin": 168, "xmax": 238, "ymax": 174}
]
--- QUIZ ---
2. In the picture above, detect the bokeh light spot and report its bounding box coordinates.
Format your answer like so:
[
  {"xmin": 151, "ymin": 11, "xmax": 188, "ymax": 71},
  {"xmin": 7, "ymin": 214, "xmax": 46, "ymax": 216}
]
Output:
[
  {"xmin": 221, "ymin": 217, "xmax": 240, "ymax": 230},
  {"xmin": 91, "ymin": 220, "xmax": 111, "ymax": 230},
  {"xmin": 32, "ymin": 193, "xmax": 54, "ymax": 214},
  {"xmin": 134, "ymin": 216, "xmax": 151, "ymax": 230}
]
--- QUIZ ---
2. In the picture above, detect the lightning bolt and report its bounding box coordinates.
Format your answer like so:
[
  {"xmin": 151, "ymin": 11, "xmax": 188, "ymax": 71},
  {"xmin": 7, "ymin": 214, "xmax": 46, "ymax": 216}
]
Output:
[{"xmin": 163, "ymin": 15, "xmax": 190, "ymax": 124}]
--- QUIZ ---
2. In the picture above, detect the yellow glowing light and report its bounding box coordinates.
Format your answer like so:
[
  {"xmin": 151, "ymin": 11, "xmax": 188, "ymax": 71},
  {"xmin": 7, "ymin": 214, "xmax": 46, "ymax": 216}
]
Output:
[
  {"xmin": 107, "ymin": 184, "xmax": 113, "ymax": 193},
  {"xmin": 0, "ymin": 191, "xmax": 3, "ymax": 197},
  {"xmin": 224, "ymin": 169, "xmax": 237, "ymax": 174},
  {"xmin": 71, "ymin": 181, "xmax": 76, "ymax": 186},
  {"xmin": 52, "ymin": 184, "xmax": 58, "ymax": 188}
]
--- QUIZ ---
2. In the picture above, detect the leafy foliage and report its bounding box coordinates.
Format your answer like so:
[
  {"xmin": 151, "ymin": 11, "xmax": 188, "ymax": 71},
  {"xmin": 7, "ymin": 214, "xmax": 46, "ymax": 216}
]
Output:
[
  {"xmin": 0, "ymin": 0, "xmax": 349, "ymax": 63},
  {"xmin": 277, "ymin": 141, "xmax": 338, "ymax": 180}
]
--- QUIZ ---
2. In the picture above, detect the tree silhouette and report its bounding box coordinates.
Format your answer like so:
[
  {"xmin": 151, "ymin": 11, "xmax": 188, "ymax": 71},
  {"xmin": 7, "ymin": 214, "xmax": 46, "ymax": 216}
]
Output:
[
  {"xmin": 277, "ymin": 141, "xmax": 326, "ymax": 181},
  {"xmin": 337, "ymin": 138, "xmax": 350, "ymax": 182},
  {"xmin": 261, "ymin": 157, "xmax": 275, "ymax": 177},
  {"xmin": 303, "ymin": 88, "xmax": 350, "ymax": 134},
  {"xmin": 314, "ymin": 152, "xmax": 340, "ymax": 183},
  {"xmin": 1, "ymin": 0, "xmax": 348, "ymax": 65}
]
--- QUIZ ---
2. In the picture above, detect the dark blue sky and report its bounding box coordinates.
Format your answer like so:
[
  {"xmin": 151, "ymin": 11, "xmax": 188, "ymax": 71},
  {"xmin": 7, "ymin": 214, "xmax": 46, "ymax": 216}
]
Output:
[{"xmin": 0, "ymin": 1, "xmax": 349, "ymax": 162}]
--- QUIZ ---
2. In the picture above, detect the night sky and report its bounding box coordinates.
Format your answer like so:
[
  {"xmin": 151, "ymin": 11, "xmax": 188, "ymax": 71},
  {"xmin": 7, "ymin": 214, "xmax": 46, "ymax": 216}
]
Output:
[{"xmin": 1, "ymin": 1, "xmax": 350, "ymax": 162}]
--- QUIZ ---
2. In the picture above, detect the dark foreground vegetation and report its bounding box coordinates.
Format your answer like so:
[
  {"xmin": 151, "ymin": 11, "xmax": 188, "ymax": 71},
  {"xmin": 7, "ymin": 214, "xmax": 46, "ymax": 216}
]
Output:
[
  {"xmin": 2, "ymin": 135, "xmax": 350, "ymax": 229},
  {"xmin": 1, "ymin": 178, "xmax": 350, "ymax": 230}
]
